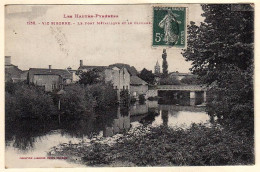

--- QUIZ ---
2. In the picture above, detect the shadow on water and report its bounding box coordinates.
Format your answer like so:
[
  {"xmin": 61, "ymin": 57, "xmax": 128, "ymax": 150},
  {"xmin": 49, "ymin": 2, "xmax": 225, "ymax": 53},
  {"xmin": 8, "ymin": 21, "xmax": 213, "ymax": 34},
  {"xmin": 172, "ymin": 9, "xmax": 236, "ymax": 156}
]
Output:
[{"xmin": 6, "ymin": 99, "xmax": 209, "ymax": 151}]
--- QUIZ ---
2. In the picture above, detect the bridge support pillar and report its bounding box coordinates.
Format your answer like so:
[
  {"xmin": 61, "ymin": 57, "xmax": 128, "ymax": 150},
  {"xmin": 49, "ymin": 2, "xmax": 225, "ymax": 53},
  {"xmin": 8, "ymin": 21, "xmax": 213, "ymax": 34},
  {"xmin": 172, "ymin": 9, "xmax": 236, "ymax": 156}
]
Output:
[
  {"xmin": 203, "ymin": 91, "xmax": 207, "ymax": 103},
  {"xmin": 190, "ymin": 91, "xmax": 196, "ymax": 106}
]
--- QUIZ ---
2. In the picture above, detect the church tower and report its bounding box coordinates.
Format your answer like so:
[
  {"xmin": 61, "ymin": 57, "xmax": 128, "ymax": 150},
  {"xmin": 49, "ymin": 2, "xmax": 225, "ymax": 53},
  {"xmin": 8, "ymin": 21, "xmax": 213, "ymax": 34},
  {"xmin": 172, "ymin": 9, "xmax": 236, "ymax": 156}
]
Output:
[{"xmin": 154, "ymin": 60, "xmax": 160, "ymax": 74}]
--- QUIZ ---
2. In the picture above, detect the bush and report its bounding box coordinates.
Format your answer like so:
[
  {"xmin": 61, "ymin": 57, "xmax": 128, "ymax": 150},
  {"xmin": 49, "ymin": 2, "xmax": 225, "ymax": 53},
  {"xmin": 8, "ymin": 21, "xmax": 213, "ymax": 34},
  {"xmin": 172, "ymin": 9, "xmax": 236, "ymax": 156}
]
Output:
[
  {"xmin": 206, "ymin": 65, "xmax": 254, "ymax": 135},
  {"xmin": 130, "ymin": 97, "xmax": 137, "ymax": 103},
  {"xmin": 60, "ymin": 84, "xmax": 95, "ymax": 118},
  {"xmin": 160, "ymin": 77, "xmax": 181, "ymax": 85},
  {"xmin": 87, "ymin": 82, "xmax": 118, "ymax": 109},
  {"xmin": 139, "ymin": 94, "xmax": 146, "ymax": 104},
  {"xmin": 180, "ymin": 75, "xmax": 200, "ymax": 85},
  {"xmin": 50, "ymin": 124, "xmax": 254, "ymax": 166},
  {"xmin": 83, "ymin": 125, "xmax": 254, "ymax": 166},
  {"xmin": 138, "ymin": 94, "xmax": 146, "ymax": 104},
  {"xmin": 5, "ymin": 83, "xmax": 57, "ymax": 120},
  {"xmin": 120, "ymin": 89, "xmax": 130, "ymax": 106}
]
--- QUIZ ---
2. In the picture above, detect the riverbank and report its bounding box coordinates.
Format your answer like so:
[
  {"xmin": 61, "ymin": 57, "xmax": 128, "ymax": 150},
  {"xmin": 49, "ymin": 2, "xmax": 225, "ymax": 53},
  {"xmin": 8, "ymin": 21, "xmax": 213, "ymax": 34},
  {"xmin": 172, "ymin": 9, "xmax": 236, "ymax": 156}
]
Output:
[{"xmin": 48, "ymin": 124, "xmax": 254, "ymax": 166}]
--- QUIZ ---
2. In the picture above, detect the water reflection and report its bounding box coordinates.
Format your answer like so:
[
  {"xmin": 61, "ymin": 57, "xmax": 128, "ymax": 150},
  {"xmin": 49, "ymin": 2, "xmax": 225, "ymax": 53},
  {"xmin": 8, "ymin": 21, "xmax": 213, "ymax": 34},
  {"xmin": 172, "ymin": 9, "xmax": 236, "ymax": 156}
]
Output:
[
  {"xmin": 6, "ymin": 101, "xmax": 209, "ymax": 154},
  {"xmin": 103, "ymin": 107, "xmax": 131, "ymax": 137}
]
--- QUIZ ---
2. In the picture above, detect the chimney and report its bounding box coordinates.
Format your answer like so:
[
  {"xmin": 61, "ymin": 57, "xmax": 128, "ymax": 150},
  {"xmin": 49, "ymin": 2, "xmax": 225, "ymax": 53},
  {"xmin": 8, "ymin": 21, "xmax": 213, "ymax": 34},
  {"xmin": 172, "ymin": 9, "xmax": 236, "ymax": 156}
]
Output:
[
  {"xmin": 5, "ymin": 56, "xmax": 11, "ymax": 65},
  {"xmin": 80, "ymin": 60, "xmax": 83, "ymax": 67},
  {"xmin": 49, "ymin": 65, "xmax": 52, "ymax": 71}
]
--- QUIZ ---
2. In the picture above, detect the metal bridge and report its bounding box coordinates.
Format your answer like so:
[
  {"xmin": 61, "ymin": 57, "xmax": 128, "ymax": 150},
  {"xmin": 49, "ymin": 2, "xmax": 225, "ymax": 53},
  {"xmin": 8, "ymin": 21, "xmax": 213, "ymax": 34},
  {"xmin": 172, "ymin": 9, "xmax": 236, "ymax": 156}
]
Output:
[{"xmin": 156, "ymin": 85, "xmax": 207, "ymax": 91}]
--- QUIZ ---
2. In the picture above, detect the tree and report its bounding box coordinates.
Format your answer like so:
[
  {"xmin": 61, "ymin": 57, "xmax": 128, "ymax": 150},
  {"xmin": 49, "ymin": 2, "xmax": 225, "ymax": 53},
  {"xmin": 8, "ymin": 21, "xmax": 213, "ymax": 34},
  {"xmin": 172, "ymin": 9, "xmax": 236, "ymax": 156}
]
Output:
[
  {"xmin": 162, "ymin": 49, "xmax": 168, "ymax": 77},
  {"xmin": 138, "ymin": 68, "xmax": 155, "ymax": 85},
  {"xmin": 160, "ymin": 77, "xmax": 181, "ymax": 85},
  {"xmin": 79, "ymin": 70, "xmax": 101, "ymax": 85},
  {"xmin": 180, "ymin": 75, "xmax": 201, "ymax": 85},
  {"xmin": 182, "ymin": 4, "xmax": 254, "ymax": 134},
  {"xmin": 60, "ymin": 84, "xmax": 95, "ymax": 118},
  {"xmin": 87, "ymin": 82, "xmax": 118, "ymax": 109},
  {"xmin": 5, "ymin": 83, "xmax": 57, "ymax": 120}
]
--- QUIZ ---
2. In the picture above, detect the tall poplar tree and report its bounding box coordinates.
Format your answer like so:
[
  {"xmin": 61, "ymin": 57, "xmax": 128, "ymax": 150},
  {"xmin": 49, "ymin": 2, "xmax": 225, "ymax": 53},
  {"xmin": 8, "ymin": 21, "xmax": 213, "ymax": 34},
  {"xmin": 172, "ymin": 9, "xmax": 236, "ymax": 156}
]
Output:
[{"xmin": 162, "ymin": 49, "xmax": 168, "ymax": 77}]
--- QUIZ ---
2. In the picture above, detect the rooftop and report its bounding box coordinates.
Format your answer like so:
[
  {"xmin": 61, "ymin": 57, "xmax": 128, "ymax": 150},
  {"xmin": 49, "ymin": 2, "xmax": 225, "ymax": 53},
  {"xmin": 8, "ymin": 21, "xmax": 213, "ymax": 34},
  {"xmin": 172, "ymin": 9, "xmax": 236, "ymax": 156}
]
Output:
[
  {"xmin": 28, "ymin": 68, "xmax": 72, "ymax": 79},
  {"xmin": 130, "ymin": 76, "xmax": 148, "ymax": 85},
  {"xmin": 169, "ymin": 72, "xmax": 193, "ymax": 76}
]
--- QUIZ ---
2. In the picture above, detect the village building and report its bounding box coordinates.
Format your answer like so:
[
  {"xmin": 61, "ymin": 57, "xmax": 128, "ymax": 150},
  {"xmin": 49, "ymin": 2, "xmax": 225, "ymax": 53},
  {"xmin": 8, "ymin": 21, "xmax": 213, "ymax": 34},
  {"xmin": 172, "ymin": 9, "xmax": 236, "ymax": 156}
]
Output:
[
  {"xmin": 130, "ymin": 76, "xmax": 148, "ymax": 98},
  {"xmin": 77, "ymin": 60, "xmax": 130, "ymax": 92},
  {"xmin": 66, "ymin": 66, "xmax": 80, "ymax": 83},
  {"xmin": 168, "ymin": 72, "xmax": 193, "ymax": 80},
  {"xmin": 5, "ymin": 56, "xmax": 26, "ymax": 83},
  {"xmin": 28, "ymin": 65, "xmax": 73, "ymax": 92}
]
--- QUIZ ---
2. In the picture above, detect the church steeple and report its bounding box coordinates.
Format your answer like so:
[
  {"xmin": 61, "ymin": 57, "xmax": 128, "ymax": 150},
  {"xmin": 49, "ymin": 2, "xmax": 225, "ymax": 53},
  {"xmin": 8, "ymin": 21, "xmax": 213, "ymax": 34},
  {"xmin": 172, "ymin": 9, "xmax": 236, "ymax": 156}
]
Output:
[{"xmin": 154, "ymin": 60, "xmax": 160, "ymax": 74}]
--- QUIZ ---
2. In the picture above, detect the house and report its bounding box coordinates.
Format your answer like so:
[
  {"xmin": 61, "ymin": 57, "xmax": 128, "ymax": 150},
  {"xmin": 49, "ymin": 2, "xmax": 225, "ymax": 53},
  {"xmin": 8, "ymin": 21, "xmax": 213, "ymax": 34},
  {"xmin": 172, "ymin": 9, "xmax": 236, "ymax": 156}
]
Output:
[
  {"xmin": 28, "ymin": 65, "xmax": 73, "ymax": 92},
  {"xmin": 66, "ymin": 66, "xmax": 80, "ymax": 83},
  {"xmin": 77, "ymin": 60, "xmax": 130, "ymax": 92},
  {"xmin": 168, "ymin": 72, "xmax": 193, "ymax": 80},
  {"xmin": 130, "ymin": 76, "xmax": 148, "ymax": 98},
  {"xmin": 5, "ymin": 56, "xmax": 25, "ymax": 83}
]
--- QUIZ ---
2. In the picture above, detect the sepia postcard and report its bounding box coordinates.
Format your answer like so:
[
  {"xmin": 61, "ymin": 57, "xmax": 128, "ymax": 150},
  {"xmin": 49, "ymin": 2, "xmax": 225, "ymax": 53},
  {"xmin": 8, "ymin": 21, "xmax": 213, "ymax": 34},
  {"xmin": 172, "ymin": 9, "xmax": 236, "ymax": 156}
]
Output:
[{"xmin": 1, "ymin": 1, "xmax": 259, "ymax": 171}]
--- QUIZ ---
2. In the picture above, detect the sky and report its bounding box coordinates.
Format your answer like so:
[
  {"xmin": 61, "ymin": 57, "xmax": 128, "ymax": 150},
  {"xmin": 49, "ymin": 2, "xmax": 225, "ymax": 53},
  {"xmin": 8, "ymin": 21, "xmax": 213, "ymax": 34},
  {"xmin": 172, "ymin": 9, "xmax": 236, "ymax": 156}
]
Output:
[{"xmin": 5, "ymin": 4, "xmax": 204, "ymax": 73}]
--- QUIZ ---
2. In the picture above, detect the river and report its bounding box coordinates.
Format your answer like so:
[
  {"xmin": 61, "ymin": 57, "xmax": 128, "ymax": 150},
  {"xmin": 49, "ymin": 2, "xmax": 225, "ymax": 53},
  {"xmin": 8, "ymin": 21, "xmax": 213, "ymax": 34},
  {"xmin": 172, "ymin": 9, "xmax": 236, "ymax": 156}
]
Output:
[{"xmin": 5, "ymin": 101, "xmax": 209, "ymax": 168}]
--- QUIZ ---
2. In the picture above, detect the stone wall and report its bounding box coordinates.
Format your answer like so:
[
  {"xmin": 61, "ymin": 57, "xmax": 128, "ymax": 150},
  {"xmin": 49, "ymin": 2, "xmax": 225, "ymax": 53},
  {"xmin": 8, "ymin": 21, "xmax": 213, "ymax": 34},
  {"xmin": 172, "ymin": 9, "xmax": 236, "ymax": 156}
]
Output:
[
  {"xmin": 145, "ymin": 89, "xmax": 158, "ymax": 99},
  {"xmin": 130, "ymin": 85, "xmax": 148, "ymax": 97}
]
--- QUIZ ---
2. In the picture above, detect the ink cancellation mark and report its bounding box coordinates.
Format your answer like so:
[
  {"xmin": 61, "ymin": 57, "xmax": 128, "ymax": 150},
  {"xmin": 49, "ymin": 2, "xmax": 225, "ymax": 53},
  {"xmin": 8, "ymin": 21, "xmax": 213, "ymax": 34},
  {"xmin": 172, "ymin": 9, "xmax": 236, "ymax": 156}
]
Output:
[{"xmin": 152, "ymin": 7, "xmax": 186, "ymax": 48}]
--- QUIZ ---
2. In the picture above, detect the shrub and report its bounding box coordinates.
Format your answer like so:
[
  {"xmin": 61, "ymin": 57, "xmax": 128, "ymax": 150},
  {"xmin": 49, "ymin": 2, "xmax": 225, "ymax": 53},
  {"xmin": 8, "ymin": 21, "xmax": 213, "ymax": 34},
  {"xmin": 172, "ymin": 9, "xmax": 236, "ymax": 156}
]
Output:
[
  {"xmin": 160, "ymin": 77, "xmax": 181, "ymax": 85},
  {"xmin": 60, "ymin": 84, "xmax": 95, "ymax": 118},
  {"xmin": 5, "ymin": 83, "xmax": 57, "ymax": 120},
  {"xmin": 138, "ymin": 94, "xmax": 146, "ymax": 104},
  {"xmin": 130, "ymin": 97, "xmax": 137, "ymax": 103},
  {"xmin": 79, "ymin": 124, "xmax": 254, "ymax": 166},
  {"xmin": 86, "ymin": 82, "xmax": 118, "ymax": 109}
]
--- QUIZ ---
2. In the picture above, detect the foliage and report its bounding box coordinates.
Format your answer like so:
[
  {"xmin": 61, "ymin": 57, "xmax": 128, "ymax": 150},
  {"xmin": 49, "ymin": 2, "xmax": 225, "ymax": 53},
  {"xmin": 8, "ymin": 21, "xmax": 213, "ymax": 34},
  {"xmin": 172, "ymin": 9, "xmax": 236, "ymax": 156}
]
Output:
[
  {"xmin": 60, "ymin": 84, "xmax": 95, "ymax": 118},
  {"xmin": 162, "ymin": 49, "xmax": 168, "ymax": 77},
  {"xmin": 5, "ymin": 82, "xmax": 57, "ymax": 120},
  {"xmin": 120, "ymin": 89, "xmax": 130, "ymax": 106},
  {"xmin": 181, "ymin": 4, "xmax": 254, "ymax": 134},
  {"xmin": 138, "ymin": 68, "xmax": 155, "ymax": 85},
  {"xmin": 79, "ymin": 70, "xmax": 101, "ymax": 85},
  {"xmin": 160, "ymin": 76, "xmax": 181, "ymax": 85},
  {"xmin": 206, "ymin": 65, "xmax": 253, "ymax": 134},
  {"xmin": 138, "ymin": 94, "xmax": 146, "ymax": 104},
  {"xmin": 87, "ymin": 82, "xmax": 118, "ymax": 109},
  {"xmin": 130, "ymin": 97, "xmax": 137, "ymax": 103},
  {"xmin": 180, "ymin": 75, "xmax": 201, "ymax": 85},
  {"xmin": 50, "ymin": 124, "xmax": 254, "ymax": 166}
]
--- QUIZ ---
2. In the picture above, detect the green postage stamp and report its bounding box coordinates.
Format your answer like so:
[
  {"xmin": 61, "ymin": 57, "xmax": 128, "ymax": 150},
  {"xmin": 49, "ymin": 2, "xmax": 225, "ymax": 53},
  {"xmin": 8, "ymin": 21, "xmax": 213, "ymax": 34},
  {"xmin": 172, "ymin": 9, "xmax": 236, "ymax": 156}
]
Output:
[{"xmin": 153, "ymin": 7, "xmax": 186, "ymax": 47}]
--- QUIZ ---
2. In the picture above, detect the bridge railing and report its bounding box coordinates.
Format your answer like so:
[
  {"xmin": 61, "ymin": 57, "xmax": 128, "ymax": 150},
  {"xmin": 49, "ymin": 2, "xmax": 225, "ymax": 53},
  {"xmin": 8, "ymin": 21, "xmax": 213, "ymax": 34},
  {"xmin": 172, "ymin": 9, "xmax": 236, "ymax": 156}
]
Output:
[{"xmin": 156, "ymin": 85, "xmax": 207, "ymax": 91}]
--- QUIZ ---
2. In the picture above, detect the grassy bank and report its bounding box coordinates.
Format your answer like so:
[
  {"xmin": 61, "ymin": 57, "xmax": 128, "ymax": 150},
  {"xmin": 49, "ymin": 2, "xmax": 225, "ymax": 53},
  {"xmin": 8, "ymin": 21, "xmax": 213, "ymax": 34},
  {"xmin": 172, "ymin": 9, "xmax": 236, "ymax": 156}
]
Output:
[{"xmin": 48, "ymin": 124, "xmax": 254, "ymax": 166}]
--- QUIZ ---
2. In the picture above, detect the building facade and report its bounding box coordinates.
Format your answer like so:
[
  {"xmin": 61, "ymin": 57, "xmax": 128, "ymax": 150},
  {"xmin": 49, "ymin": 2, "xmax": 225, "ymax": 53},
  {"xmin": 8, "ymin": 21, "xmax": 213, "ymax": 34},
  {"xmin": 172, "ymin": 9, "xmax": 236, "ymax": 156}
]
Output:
[
  {"xmin": 77, "ymin": 60, "xmax": 130, "ymax": 92},
  {"xmin": 28, "ymin": 65, "xmax": 73, "ymax": 92},
  {"xmin": 130, "ymin": 76, "xmax": 148, "ymax": 98},
  {"xmin": 5, "ymin": 56, "xmax": 25, "ymax": 83}
]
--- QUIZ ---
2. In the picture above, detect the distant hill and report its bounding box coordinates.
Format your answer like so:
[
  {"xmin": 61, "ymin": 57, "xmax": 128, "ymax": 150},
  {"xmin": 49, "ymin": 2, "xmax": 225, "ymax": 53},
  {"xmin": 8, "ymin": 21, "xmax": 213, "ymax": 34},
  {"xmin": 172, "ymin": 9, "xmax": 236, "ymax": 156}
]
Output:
[{"xmin": 109, "ymin": 63, "xmax": 138, "ymax": 76}]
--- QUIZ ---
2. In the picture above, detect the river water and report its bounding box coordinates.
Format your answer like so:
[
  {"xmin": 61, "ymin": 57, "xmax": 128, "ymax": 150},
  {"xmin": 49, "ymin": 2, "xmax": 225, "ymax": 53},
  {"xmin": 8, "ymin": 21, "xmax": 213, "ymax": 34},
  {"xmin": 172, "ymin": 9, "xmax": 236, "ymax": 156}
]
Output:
[{"xmin": 5, "ymin": 101, "xmax": 209, "ymax": 168}]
